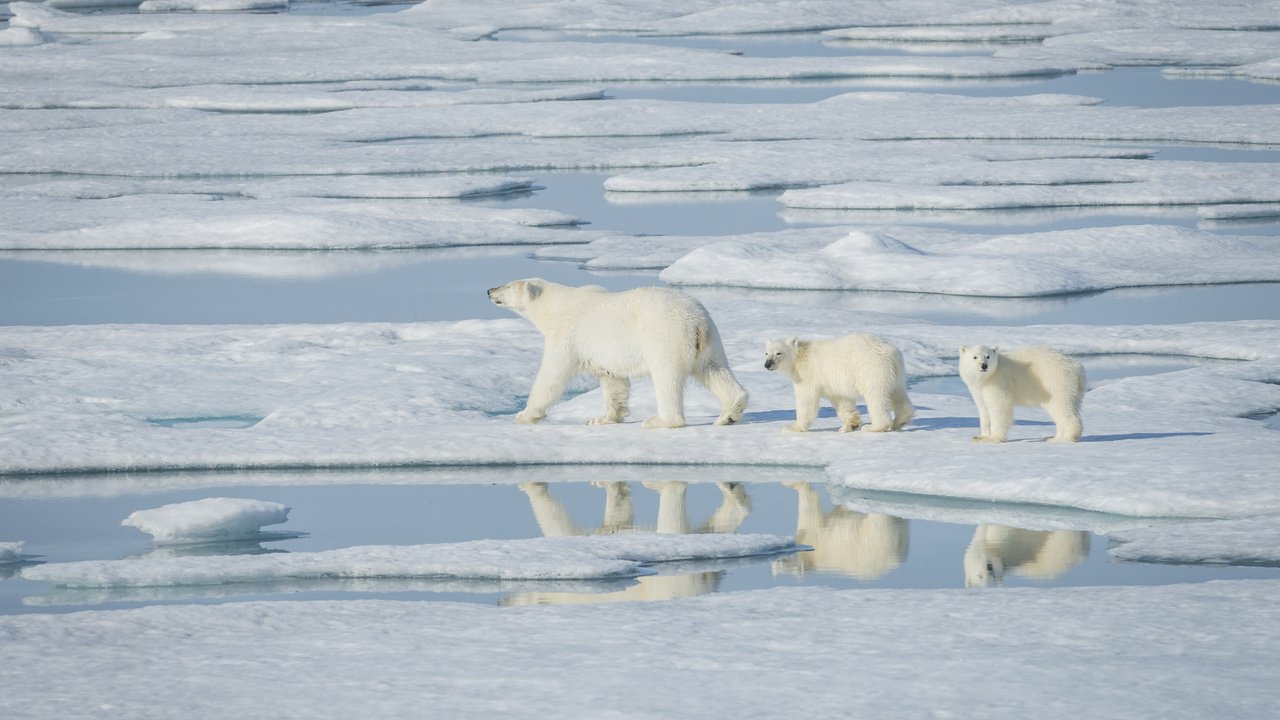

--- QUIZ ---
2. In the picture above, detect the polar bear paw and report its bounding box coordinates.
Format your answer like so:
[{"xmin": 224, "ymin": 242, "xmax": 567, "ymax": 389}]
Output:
[
  {"xmin": 643, "ymin": 415, "xmax": 685, "ymax": 429},
  {"xmin": 515, "ymin": 409, "xmax": 544, "ymax": 425},
  {"xmin": 587, "ymin": 415, "xmax": 621, "ymax": 426},
  {"xmin": 783, "ymin": 423, "xmax": 808, "ymax": 433}
]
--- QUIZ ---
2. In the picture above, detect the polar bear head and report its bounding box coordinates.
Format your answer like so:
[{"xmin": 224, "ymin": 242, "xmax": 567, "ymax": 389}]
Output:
[
  {"xmin": 959, "ymin": 345, "xmax": 999, "ymax": 379},
  {"xmin": 487, "ymin": 278, "xmax": 547, "ymax": 318},
  {"xmin": 763, "ymin": 337, "xmax": 801, "ymax": 372}
]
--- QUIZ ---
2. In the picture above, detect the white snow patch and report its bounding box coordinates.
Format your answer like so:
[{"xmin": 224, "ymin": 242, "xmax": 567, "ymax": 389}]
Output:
[
  {"xmin": 2, "ymin": 581, "xmax": 1280, "ymax": 719},
  {"xmin": 22, "ymin": 533, "xmax": 802, "ymax": 587},
  {"xmin": 660, "ymin": 225, "xmax": 1280, "ymax": 296},
  {"xmin": 121, "ymin": 497, "xmax": 292, "ymax": 544},
  {"xmin": 1110, "ymin": 516, "xmax": 1280, "ymax": 566}
]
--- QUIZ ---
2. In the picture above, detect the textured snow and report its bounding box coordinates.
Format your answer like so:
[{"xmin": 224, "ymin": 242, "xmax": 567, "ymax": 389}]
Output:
[
  {"xmin": 121, "ymin": 497, "xmax": 292, "ymax": 544},
  {"xmin": 22, "ymin": 533, "xmax": 802, "ymax": 587},
  {"xmin": 1109, "ymin": 517, "xmax": 1280, "ymax": 566},
  {"xmin": 659, "ymin": 225, "xmax": 1280, "ymax": 295},
  {"xmin": 1, "ymin": 310, "xmax": 1278, "ymax": 519},
  {"xmin": 2, "ymin": 581, "xmax": 1279, "ymax": 719}
]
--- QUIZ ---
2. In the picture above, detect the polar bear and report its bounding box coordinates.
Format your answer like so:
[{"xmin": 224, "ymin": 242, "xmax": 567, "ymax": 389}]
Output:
[
  {"xmin": 963, "ymin": 524, "xmax": 1090, "ymax": 588},
  {"xmin": 958, "ymin": 345, "xmax": 1085, "ymax": 443},
  {"xmin": 763, "ymin": 334, "xmax": 913, "ymax": 433},
  {"xmin": 488, "ymin": 279, "xmax": 748, "ymax": 428}
]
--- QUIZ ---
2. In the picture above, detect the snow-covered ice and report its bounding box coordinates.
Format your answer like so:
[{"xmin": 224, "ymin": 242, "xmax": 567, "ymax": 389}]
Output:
[
  {"xmin": 23, "ymin": 533, "xmax": 802, "ymax": 586},
  {"xmin": 4, "ymin": 0, "xmax": 1280, "ymax": 716},
  {"xmin": 2, "ymin": 308, "xmax": 1278, "ymax": 519},
  {"xmin": 658, "ymin": 225, "xmax": 1280, "ymax": 295},
  {"xmin": 1109, "ymin": 516, "xmax": 1280, "ymax": 566},
  {"xmin": 2, "ymin": 581, "xmax": 1279, "ymax": 719},
  {"xmin": 121, "ymin": 497, "xmax": 293, "ymax": 544}
]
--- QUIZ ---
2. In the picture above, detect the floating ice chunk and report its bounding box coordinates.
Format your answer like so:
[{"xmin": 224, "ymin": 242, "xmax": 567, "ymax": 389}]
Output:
[
  {"xmin": 141, "ymin": 0, "xmax": 288, "ymax": 12},
  {"xmin": 0, "ymin": 198, "xmax": 597, "ymax": 250},
  {"xmin": 0, "ymin": 26, "xmax": 46, "ymax": 46},
  {"xmin": 1109, "ymin": 517, "xmax": 1280, "ymax": 566},
  {"xmin": 1197, "ymin": 203, "xmax": 1280, "ymax": 221},
  {"xmin": 121, "ymin": 498, "xmax": 292, "ymax": 544},
  {"xmin": 0, "ymin": 541, "xmax": 28, "ymax": 565},
  {"xmin": 660, "ymin": 225, "xmax": 1280, "ymax": 296},
  {"xmin": 779, "ymin": 160, "xmax": 1280, "ymax": 211},
  {"xmin": 23, "ymin": 533, "xmax": 802, "ymax": 587}
]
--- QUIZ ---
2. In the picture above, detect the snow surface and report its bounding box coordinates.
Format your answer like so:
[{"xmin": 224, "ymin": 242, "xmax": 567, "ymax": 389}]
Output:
[
  {"xmin": 4, "ymin": 0, "xmax": 1280, "ymax": 716},
  {"xmin": 658, "ymin": 225, "xmax": 1280, "ymax": 295},
  {"xmin": 2, "ymin": 581, "xmax": 1279, "ymax": 719},
  {"xmin": 121, "ymin": 497, "xmax": 292, "ymax": 544},
  {"xmin": 23, "ymin": 533, "xmax": 801, "ymax": 587},
  {"xmin": 2, "ymin": 309, "xmax": 1278, "ymax": 519},
  {"xmin": 1110, "ymin": 516, "xmax": 1280, "ymax": 566}
]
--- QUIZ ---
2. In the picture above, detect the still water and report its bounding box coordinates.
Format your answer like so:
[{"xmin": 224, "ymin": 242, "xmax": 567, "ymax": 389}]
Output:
[
  {"xmin": 2, "ymin": 15, "xmax": 1278, "ymax": 611},
  {"xmin": 4, "ymin": 469, "xmax": 1278, "ymax": 615}
]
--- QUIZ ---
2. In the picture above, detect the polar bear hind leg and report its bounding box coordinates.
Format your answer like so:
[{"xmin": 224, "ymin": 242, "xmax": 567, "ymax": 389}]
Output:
[
  {"xmin": 891, "ymin": 385, "xmax": 915, "ymax": 430},
  {"xmin": 697, "ymin": 363, "xmax": 748, "ymax": 426},
  {"xmin": 589, "ymin": 374, "xmax": 630, "ymax": 425},
  {"xmin": 1044, "ymin": 396, "xmax": 1083, "ymax": 443}
]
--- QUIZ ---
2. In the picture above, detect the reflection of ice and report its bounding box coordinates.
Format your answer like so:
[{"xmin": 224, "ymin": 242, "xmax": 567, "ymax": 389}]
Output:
[
  {"xmin": 964, "ymin": 525, "xmax": 1090, "ymax": 588},
  {"xmin": 772, "ymin": 481, "xmax": 907, "ymax": 580},
  {"xmin": 1109, "ymin": 516, "xmax": 1280, "ymax": 566}
]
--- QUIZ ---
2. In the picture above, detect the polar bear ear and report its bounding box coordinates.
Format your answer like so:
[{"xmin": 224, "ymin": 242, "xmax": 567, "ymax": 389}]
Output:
[
  {"xmin": 959, "ymin": 345, "xmax": 968, "ymax": 355},
  {"xmin": 525, "ymin": 280, "xmax": 544, "ymax": 301},
  {"xmin": 787, "ymin": 336, "xmax": 800, "ymax": 349}
]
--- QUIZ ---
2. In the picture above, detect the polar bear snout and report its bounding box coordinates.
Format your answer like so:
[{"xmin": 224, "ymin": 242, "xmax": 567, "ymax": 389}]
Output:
[
  {"xmin": 764, "ymin": 358, "xmax": 775, "ymax": 370},
  {"xmin": 487, "ymin": 286, "xmax": 503, "ymax": 304}
]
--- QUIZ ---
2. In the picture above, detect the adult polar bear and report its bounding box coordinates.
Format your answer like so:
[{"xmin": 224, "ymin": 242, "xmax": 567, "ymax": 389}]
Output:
[
  {"xmin": 488, "ymin": 279, "xmax": 748, "ymax": 428},
  {"xmin": 959, "ymin": 345, "xmax": 1085, "ymax": 443}
]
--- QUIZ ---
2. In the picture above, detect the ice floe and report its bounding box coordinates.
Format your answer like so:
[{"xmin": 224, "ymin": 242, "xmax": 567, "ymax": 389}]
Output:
[
  {"xmin": 0, "ymin": 198, "xmax": 600, "ymax": 250},
  {"xmin": 1109, "ymin": 516, "xmax": 1280, "ymax": 566},
  {"xmin": 3, "ymin": 581, "xmax": 1280, "ymax": 719},
  {"xmin": 22, "ymin": 533, "xmax": 802, "ymax": 587},
  {"xmin": 658, "ymin": 225, "xmax": 1280, "ymax": 296},
  {"xmin": 1, "ymin": 307, "xmax": 1278, "ymax": 519},
  {"xmin": 121, "ymin": 497, "xmax": 293, "ymax": 544}
]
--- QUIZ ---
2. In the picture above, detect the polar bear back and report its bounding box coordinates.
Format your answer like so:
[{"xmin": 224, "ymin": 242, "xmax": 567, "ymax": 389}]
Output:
[
  {"xmin": 527, "ymin": 284, "xmax": 712, "ymax": 376},
  {"xmin": 796, "ymin": 333, "xmax": 904, "ymax": 397},
  {"xmin": 986, "ymin": 346, "xmax": 1085, "ymax": 408}
]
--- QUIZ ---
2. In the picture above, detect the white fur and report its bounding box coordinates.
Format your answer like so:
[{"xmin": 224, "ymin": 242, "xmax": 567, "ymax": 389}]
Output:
[
  {"xmin": 489, "ymin": 279, "xmax": 748, "ymax": 428},
  {"xmin": 958, "ymin": 345, "xmax": 1086, "ymax": 443},
  {"xmin": 763, "ymin": 333, "xmax": 914, "ymax": 433},
  {"xmin": 963, "ymin": 524, "xmax": 1091, "ymax": 588}
]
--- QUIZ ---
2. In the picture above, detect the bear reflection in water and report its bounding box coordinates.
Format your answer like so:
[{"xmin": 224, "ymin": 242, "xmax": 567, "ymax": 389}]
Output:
[
  {"xmin": 964, "ymin": 524, "xmax": 1091, "ymax": 588},
  {"xmin": 504, "ymin": 482, "xmax": 1093, "ymax": 605},
  {"xmin": 502, "ymin": 480, "xmax": 751, "ymax": 606},
  {"xmin": 771, "ymin": 481, "xmax": 908, "ymax": 580}
]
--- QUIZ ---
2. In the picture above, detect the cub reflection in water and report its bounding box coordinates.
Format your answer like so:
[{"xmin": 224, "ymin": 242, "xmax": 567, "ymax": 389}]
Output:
[
  {"xmin": 771, "ymin": 481, "xmax": 908, "ymax": 580},
  {"xmin": 502, "ymin": 480, "xmax": 751, "ymax": 606},
  {"xmin": 964, "ymin": 524, "xmax": 1090, "ymax": 588}
]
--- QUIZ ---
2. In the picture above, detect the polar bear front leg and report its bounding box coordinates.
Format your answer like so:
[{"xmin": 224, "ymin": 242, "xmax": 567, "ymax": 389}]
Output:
[
  {"xmin": 978, "ymin": 388, "xmax": 1012, "ymax": 443},
  {"xmin": 786, "ymin": 387, "xmax": 821, "ymax": 432},
  {"xmin": 589, "ymin": 374, "xmax": 630, "ymax": 425},
  {"xmin": 966, "ymin": 386, "xmax": 991, "ymax": 441},
  {"xmin": 834, "ymin": 397, "xmax": 862, "ymax": 433},
  {"xmin": 518, "ymin": 347, "xmax": 574, "ymax": 424}
]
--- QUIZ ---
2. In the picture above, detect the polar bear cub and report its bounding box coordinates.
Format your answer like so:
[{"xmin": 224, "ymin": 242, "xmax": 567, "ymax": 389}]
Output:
[
  {"xmin": 764, "ymin": 334, "xmax": 913, "ymax": 433},
  {"xmin": 488, "ymin": 279, "xmax": 748, "ymax": 429},
  {"xmin": 958, "ymin": 345, "xmax": 1085, "ymax": 443}
]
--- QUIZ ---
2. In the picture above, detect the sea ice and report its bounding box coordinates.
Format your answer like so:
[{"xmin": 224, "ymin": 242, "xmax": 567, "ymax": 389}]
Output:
[
  {"xmin": 121, "ymin": 497, "xmax": 293, "ymax": 544},
  {"xmin": 2, "ymin": 581, "xmax": 1279, "ymax": 719},
  {"xmin": 1109, "ymin": 516, "xmax": 1280, "ymax": 566},
  {"xmin": 658, "ymin": 225, "xmax": 1280, "ymax": 296},
  {"xmin": 22, "ymin": 533, "xmax": 802, "ymax": 587},
  {"xmin": 1, "ymin": 309, "xmax": 1278, "ymax": 519}
]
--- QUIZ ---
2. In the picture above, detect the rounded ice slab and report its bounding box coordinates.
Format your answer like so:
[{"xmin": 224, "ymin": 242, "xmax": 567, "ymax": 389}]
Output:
[{"xmin": 121, "ymin": 497, "xmax": 291, "ymax": 545}]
